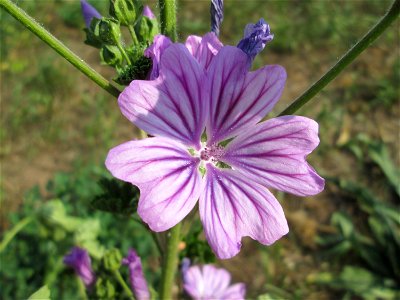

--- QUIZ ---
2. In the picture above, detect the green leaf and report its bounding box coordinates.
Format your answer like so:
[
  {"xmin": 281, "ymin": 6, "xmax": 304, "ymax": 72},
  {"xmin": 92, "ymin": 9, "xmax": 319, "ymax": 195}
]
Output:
[
  {"xmin": 28, "ymin": 285, "xmax": 51, "ymax": 300},
  {"xmin": 367, "ymin": 142, "xmax": 400, "ymax": 196},
  {"xmin": 91, "ymin": 178, "xmax": 140, "ymax": 215},
  {"xmin": 331, "ymin": 212, "xmax": 354, "ymax": 238}
]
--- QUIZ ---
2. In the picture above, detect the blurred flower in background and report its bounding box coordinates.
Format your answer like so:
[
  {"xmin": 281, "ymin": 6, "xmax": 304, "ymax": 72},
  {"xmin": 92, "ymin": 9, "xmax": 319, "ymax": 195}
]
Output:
[
  {"xmin": 63, "ymin": 247, "xmax": 96, "ymax": 287},
  {"xmin": 183, "ymin": 262, "xmax": 246, "ymax": 300}
]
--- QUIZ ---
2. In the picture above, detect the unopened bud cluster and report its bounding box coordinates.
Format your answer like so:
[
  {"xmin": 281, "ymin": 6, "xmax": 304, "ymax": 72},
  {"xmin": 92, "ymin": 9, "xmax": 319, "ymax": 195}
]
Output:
[{"xmin": 81, "ymin": 0, "xmax": 159, "ymax": 85}]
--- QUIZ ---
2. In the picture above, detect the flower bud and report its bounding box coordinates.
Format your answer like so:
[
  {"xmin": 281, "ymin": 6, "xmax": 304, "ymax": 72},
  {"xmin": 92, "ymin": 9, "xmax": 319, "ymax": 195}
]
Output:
[
  {"xmin": 110, "ymin": 0, "xmax": 143, "ymax": 26},
  {"xmin": 122, "ymin": 249, "xmax": 150, "ymax": 300},
  {"xmin": 100, "ymin": 45, "xmax": 124, "ymax": 67},
  {"xmin": 80, "ymin": 0, "xmax": 102, "ymax": 28},
  {"xmin": 142, "ymin": 5, "xmax": 155, "ymax": 19},
  {"xmin": 64, "ymin": 247, "xmax": 96, "ymax": 287},
  {"xmin": 237, "ymin": 18, "xmax": 273, "ymax": 60},
  {"xmin": 135, "ymin": 14, "xmax": 159, "ymax": 43},
  {"xmin": 103, "ymin": 248, "xmax": 122, "ymax": 272},
  {"xmin": 95, "ymin": 17, "xmax": 122, "ymax": 45},
  {"xmin": 210, "ymin": 0, "xmax": 223, "ymax": 36}
]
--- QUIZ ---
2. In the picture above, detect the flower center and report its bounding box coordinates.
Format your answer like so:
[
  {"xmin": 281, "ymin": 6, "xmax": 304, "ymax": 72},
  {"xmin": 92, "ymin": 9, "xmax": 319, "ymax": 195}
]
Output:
[{"xmin": 199, "ymin": 144, "xmax": 225, "ymax": 163}]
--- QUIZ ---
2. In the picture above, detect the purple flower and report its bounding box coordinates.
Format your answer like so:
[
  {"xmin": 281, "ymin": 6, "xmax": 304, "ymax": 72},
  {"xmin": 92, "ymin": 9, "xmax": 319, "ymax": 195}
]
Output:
[
  {"xmin": 106, "ymin": 34, "xmax": 325, "ymax": 259},
  {"xmin": 143, "ymin": 5, "xmax": 155, "ymax": 19},
  {"xmin": 122, "ymin": 249, "xmax": 150, "ymax": 300},
  {"xmin": 63, "ymin": 247, "xmax": 95, "ymax": 287},
  {"xmin": 183, "ymin": 264, "xmax": 245, "ymax": 300},
  {"xmin": 80, "ymin": 0, "xmax": 102, "ymax": 28},
  {"xmin": 210, "ymin": 0, "xmax": 224, "ymax": 36},
  {"xmin": 237, "ymin": 18, "xmax": 274, "ymax": 60}
]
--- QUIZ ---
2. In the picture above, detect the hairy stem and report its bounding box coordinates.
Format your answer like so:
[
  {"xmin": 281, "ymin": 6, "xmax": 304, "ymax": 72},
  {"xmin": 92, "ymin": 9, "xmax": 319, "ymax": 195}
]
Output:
[
  {"xmin": 278, "ymin": 0, "xmax": 400, "ymax": 116},
  {"xmin": 159, "ymin": 223, "xmax": 182, "ymax": 300},
  {"xmin": 113, "ymin": 269, "xmax": 135, "ymax": 300},
  {"xmin": 0, "ymin": 0, "xmax": 121, "ymax": 98},
  {"xmin": 128, "ymin": 25, "xmax": 139, "ymax": 44},
  {"xmin": 159, "ymin": 0, "xmax": 177, "ymax": 42}
]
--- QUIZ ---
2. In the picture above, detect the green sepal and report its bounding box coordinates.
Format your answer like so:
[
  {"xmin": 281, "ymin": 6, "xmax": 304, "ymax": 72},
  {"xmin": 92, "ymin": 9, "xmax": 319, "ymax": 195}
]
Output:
[
  {"xmin": 110, "ymin": 0, "xmax": 143, "ymax": 26},
  {"xmin": 93, "ymin": 17, "xmax": 122, "ymax": 45},
  {"xmin": 103, "ymin": 248, "xmax": 122, "ymax": 272},
  {"xmin": 95, "ymin": 278, "xmax": 116, "ymax": 299},
  {"xmin": 114, "ymin": 55, "xmax": 152, "ymax": 85},
  {"xmin": 100, "ymin": 45, "xmax": 123, "ymax": 67},
  {"xmin": 83, "ymin": 18, "xmax": 103, "ymax": 49},
  {"xmin": 135, "ymin": 16, "xmax": 159, "ymax": 43}
]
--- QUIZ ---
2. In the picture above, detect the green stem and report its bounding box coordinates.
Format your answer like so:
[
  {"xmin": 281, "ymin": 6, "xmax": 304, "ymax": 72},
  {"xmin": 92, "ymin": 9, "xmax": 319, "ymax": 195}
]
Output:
[
  {"xmin": 159, "ymin": 223, "xmax": 182, "ymax": 300},
  {"xmin": 159, "ymin": 0, "xmax": 177, "ymax": 41},
  {"xmin": 0, "ymin": 0, "xmax": 121, "ymax": 98},
  {"xmin": 128, "ymin": 25, "xmax": 139, "ymax": 44},
  {"xmin": 0, "ymin": 216, "xmax": 34, "ymax": 253},
  {"xmin": 113, "ymin": 269, "xmax": 135, "ymax": 300},
  {"xmin": 76, "ymin": 276, "xmax": 88, "ymax": 300},
  {"xmin": 278, "ymin": 0, "xmax": 400, "ymax": 116},
  {"xmin": 117, "ymin": 42, "xmax": 132, "ymax": 65}
]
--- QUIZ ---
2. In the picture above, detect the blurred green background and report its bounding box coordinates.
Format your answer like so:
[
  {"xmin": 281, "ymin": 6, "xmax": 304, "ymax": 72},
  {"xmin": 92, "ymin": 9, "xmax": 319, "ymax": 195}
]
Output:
[{"xmin": 0, "ymin": 0, "xmax": 399, "ymax": 299}]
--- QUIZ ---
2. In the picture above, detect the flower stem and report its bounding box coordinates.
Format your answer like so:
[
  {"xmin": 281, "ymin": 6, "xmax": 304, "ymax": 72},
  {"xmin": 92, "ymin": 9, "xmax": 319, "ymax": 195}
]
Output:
[
  {"xmin": 0, "ymin": 0, "xmax": 121, "ymax": 98},
  {"xmin": 76, "ymin": 276, "xmax": 88, "ymax": 300},
  {"xmin": 159, "ymin": 0, "xmax": 177, "ymax": 42},
  {"xmin": 278, "ymin": 0, "xmax": 400, "ymax": 116},
  {"xmin": 159, "ymin": 222, "xmax": 182, "ymax": 300},
  {"xmin": 0, "ymin": 216, "xmax": 34, "ymax": 253},
  {"xmin": 116, "ymin": 42, "xmax": 132, "ymax": 65},
  {"xmin": 128, "ymin": 25, "xmax": 139, "ymax": 44},
  {"xmin": 113, "ymin": 269, "xmax": 135, "ymax": 300}
]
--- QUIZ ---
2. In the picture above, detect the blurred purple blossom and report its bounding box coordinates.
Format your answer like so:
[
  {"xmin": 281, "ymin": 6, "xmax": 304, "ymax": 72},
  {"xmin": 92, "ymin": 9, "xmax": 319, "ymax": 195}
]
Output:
[
  {"xmin": 143, "ymin": 5, "xmax": 155, "ymax": 19},
  {"xmin": 122, "ymin": 249, "xmax": 150, "ymax": 300},
  {"xmin": 80, "ymin": 0, "xmax": 102, "ymax": 28},
  {"xmin": 210, "ymin": 0, "xmax": 223, "ymax": 36},
  {"xmin": 183, "ymin": 264, "xmax": 246, "ymax": 300},
  {"xmin": 237, "ymin": 18, "xmax": 274, "ymax": 60},
  {"xmin": 63, "ymin": 247, "xmax": 95, "ymax": 287}
]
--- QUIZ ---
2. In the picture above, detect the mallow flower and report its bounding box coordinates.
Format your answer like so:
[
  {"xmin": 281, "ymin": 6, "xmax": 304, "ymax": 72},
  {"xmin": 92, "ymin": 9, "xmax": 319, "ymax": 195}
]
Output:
[
  {"xmin": 122, "ymin": 249, "xmax": 150, "ymax": 300},
  {"xmin": 63, "ymin": 247, "xmax": 96, "ymax": 287},
  {"xmin": 183, "ymin": 263, "xmax": 245, "ymax": 300},
  {"xmin": 106, "ymin": 28, "xmax": 324, "ymax": 259}
]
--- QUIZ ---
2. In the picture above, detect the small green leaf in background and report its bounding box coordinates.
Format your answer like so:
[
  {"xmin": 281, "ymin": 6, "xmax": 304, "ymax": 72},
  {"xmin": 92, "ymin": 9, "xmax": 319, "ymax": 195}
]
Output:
[
  {"xmin": 28, "ymin": 285, "xmax": 51, "ymax": 300},
  {"xmin": 91, "ymin": 178, "xmax": 140, "ymax": 216}
]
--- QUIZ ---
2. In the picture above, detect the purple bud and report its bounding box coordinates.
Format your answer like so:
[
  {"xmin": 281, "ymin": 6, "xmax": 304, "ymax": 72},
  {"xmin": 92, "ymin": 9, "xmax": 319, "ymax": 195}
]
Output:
[
  {"xmin": 210, "ymin": 0, "xmax": 224, "ymax": 36},
  {"xmin": 80, "ymin": 0, "xmax": 102, "ymax": 28},
  {"xmin": 122, "ymin": 249, "xmax": 150, "ymax": 300},
  {"xmin": 181, "ymin": 258, "xmax": 191, "ymax": 277},
  {"xmin": 237, "ymin": 18, "xmax": 274, "ymax": 60},
  {"xmin": 64, "ymin": 247, "xmax": 96, "ymax": 287},
  {"xmin": 143, "ymin": 5, "xmax": 155, "ymax": 19}
]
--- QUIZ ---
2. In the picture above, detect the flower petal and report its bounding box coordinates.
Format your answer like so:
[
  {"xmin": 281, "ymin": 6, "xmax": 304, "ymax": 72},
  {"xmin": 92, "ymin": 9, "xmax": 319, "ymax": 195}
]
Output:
[
  {"xmin": 222, "ymin": 283, "xmax": 246, "ymax": 300},
  {"xmin": 183, "ymin": 265, "xmax": 204, "ymax": 299},
  {"xmin": 199, "ymin": 165, "xmax": 289, "ymax": 259},
  {"xmin": 202, "ymin": 265, "xmax": 231, "ymax": 298},
  {"xmin": 105, "ymin": 137, "xmax": 201, "ymax": 231},
  {"xmin": 119, "ymin": 44, "xmax": 206, "ymax": 149},
  {"xmin": 206, "ymin": 46, "xmax": 286, "ymax": 144},
  {"xmin": 185, "ymin": 33, "xmax": 223, "ymax": 70},
  {"xmin": 223, "ymin": 116, "xmax": 325, "ymax": 196},
  {"xmin": 183, "ymin": 265, "xmax": 232, "ymax": 299},
  {"xmin": 144, "ymin": 34, "xmax": 172, "ymax": 80}
]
